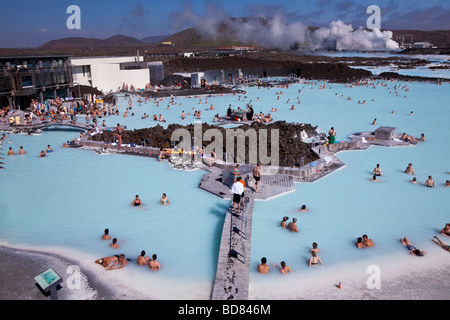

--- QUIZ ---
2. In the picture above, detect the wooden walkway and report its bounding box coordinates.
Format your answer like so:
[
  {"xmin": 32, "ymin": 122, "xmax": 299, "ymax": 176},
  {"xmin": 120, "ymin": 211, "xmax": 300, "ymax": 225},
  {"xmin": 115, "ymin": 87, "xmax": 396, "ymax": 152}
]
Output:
[
  {"xmin": 1, "ymin": 121, "xmax": 94, "ymax": 133},
  {"xmin": 211, "ymin": 192, "xmax": 254, "ymax": 300},
  {"xmin": 198, "ymin": 166, "xmax": 296, "ymax": 201}
]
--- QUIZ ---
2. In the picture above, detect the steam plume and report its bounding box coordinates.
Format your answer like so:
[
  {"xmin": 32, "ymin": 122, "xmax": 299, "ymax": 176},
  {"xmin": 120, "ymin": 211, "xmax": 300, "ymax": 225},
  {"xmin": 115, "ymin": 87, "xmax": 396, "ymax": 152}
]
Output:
[{"xmin": 172, "ymin": 4, "xmax": 399, "ymax": 51}]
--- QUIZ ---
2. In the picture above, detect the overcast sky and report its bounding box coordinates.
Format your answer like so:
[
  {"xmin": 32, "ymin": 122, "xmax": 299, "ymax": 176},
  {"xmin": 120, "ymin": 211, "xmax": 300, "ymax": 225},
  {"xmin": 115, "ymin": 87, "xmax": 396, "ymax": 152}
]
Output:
[{"xmin": 0, "ymin": 0, "xmax": 449, "ymax": 48}]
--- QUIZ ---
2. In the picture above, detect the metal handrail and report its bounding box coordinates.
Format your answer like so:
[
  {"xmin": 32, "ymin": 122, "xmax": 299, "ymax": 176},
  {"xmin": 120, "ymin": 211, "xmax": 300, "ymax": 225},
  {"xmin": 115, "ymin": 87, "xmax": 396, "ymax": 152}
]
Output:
[{"xmin": 229, "ymin": 189, "xmax": 250, "ymax": 264}]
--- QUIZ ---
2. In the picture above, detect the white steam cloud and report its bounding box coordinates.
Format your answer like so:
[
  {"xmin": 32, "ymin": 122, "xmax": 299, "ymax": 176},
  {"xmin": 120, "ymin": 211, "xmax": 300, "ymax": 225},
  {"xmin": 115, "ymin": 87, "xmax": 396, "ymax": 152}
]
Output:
[
  {"xmin": 173, "ymin": 4, "xmax": 399, "ymax": 51},
  {"xmin": 310, "ymin": 20, "xmax": 399, "ymax": 51}
]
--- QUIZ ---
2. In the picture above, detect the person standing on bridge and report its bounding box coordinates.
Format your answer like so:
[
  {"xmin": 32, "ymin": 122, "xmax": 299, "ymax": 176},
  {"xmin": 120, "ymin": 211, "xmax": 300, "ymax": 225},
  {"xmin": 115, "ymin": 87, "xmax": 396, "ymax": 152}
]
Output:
[
  {"xmin": 116, "ymin": 123, "xmax": 123, "ymax": 150},
  {"xmin": 253, "ymin": 163, "xmax": 262, "ymax": 193},
  {"xmin": 328, "ymin": 127, "xmax": 336, "ymax": 144},
  {"xmin": 230, "ymin": 176, "xmax": 244, "ymax": 214}
]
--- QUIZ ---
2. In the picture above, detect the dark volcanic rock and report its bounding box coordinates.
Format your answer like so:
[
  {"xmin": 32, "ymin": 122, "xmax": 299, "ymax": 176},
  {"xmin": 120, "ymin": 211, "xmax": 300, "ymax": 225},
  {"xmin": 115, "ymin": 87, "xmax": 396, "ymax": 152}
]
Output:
[
  {"xmin": 377, "ymin": 72, "xmax": 447, "ymax": 83},
  {"xmin": 72, "ymin": 85, "xmax": 103, "ymax": 98},
  {"xmin": 159, "ymin": 74, "xmax": 191, "ymax": 89},
  {"xmin": 92, "ymin": 121, "xmax": 319, "ymax": 167},
  {"xmin": 164, "ymin": 57, "xmax": 373, "ymax": 83}
]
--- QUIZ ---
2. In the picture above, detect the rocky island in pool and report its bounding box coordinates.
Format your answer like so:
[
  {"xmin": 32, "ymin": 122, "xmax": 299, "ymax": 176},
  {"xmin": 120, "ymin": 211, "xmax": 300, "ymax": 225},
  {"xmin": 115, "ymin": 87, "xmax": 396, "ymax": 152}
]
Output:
[{"xmin": 90, "ymin": 121, "xmax": 321, "ymax": 168}]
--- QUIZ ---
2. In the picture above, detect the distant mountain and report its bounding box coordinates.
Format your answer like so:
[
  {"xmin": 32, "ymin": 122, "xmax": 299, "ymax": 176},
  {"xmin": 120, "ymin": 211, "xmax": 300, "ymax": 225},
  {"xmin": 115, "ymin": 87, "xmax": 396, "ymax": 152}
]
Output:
[
  {"xmin": 141, "ymin": 35, "xmax": 172, "ymax": 44},
  {"xmin": 103, "ymin": 35, "xmax": 143, "ymax": 46},
  {"xmin": 39, "ymin": 34, "xmax": 145, "ymax": 49},
  {"xmin": 162, "ymin": 28, "xmax": 251, "ymax": 47},
  {"xmin": 39, "ymin": 37, "xmax": 104, "ymax": 49},
  {"xmin": 36, "ymin": 28, "xmax": 450, "ymax": 51},
  {"xmin": 162, "ymin": 28, "xmax": 202, "ymax": 47}
]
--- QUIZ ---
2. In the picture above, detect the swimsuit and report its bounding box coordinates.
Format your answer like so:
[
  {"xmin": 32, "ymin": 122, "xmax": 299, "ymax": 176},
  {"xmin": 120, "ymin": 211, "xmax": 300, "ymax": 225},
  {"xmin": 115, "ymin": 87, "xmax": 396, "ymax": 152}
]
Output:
[
  {"xmin": 134, "ymin": 200, "xmax": 141, "ymax": 206},
  {"xmin": 149, "ymin": 262, "xmax": 159, "ymax": 270}
]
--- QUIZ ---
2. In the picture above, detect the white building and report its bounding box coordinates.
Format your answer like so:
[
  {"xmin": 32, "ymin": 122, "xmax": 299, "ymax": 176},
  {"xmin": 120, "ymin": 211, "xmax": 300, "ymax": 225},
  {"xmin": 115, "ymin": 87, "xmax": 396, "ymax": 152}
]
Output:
[
  {"xmin": 71, "ymin": 56, "xmax": 151, "ymax": 93},
  {"xmin": 176, "ymin": 69, "xmax": 243, "ymax": 88},
  {"xmin": 413, "ymin": 42, "xmax": 432, "ymax": 49}
]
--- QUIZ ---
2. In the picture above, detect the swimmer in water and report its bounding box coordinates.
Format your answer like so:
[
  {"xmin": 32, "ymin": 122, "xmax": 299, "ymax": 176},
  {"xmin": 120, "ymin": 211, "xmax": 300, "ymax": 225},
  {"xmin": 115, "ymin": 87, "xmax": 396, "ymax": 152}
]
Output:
[
  {"xmin": 425, "ymin": 176, "xmax": 435, "ymax": 188},
  {"xmin": 148, "ymin": 254, "xmax": 161, "ymax": 271},
  {"xmin": 432, "ymin": 236, "xmax": 450, "ymax": 252},
  {"xmin": 309, "ymin": 251, "xmax": 322, "ymax": 267},
  {"xmin": 362, "ymin": 234, "xmax": 374, "ymax": 247},
  {"xmin": 131, "ymin": 195, "xmax": 142, "ymax": 206},
  {"xmin": 356, "ymin": 237, "xmax": 365, "ymax": 248},
  {"xmin": 287, "ymin": 218, "xmax": 298, "ymax": 233},
  {"xmin": 102, "ymin": 228, "xmax": 111, "ymax": 240},
  {"xmin": 110, "ymin": 238, "xmax": 119, "ymax": 249},
  {"xmin": 372, "ymin": 163, "xmax": 382, "ymax": 177},
  {"xmin": 280, "ymin": 216, "xmax": 289, "ymax": 228},
  {"xmin": 137, "ymin": 250, "xmax": 149, "ymax": 266},
  {"xmin": 405, "ymin": 163, "xmax": 415, "ymax": 175},
  {"xmin": 300, "ymin": 205, "xmax": 307, "ymax": 212},
  {"xmin": 106, "ymin": 254, "xmax": 128, "ymax": 270},
  {"xmin": 410, "ymin": 177, "xmax": 418, "ymax": 184},
  {"xmin": 311, "ymin": 242, "xmax": 320, "ymax": 254},
  {"xmin": 160, "ymin": 193, "xmax": 169, "ymax": 205},
  {"xmin": 440, "ymin": 223, "xmax": 450, "ymax": 237},
  {"xmin": 95, "ymin": 255, "xmax": 118, "ymax": 268},
  {"xmin": 280, "ymin": 261, "xmax": 292, "ymax": 274},
  {"xmin": 418, "ymin": 133, "xmax": 426, "ymax": 142},
  {"xmin": 258, "ymin": 257, "xmax": 270, "ymax": 274},
  {"xmin": 400, "ymin": 237, "xmax": 426, "ymax": 256}
]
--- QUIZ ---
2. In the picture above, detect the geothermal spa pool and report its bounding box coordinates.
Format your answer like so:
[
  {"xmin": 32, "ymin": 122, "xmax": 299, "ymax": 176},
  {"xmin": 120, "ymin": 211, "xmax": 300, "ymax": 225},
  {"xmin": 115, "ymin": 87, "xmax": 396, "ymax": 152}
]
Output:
[{"xmin": 1, "ymin": 77, "xmax": 449, "ymax": 300}]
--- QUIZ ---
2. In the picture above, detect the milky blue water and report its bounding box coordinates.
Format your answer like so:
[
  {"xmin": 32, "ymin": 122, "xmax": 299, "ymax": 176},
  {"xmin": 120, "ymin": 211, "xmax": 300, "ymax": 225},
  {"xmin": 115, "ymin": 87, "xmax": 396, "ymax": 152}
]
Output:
[{"xmin": 1, "ymin": 68, "xmax": 449, "ymax": 299}]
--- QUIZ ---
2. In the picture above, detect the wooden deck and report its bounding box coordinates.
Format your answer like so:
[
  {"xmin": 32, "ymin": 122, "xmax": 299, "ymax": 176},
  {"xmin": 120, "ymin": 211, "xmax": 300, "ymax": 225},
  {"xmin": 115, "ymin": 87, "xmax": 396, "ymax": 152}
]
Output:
[
  {"xmin": 0, "ymin": 121, "xmax": 94, "ymax": 133},
  {"xmin": 211, "ymin": 193, "xmax": 254, "ymax": 300},
  {"xmin": 198, "ymin": 169, "xmax": 296, "ymax": 200}
]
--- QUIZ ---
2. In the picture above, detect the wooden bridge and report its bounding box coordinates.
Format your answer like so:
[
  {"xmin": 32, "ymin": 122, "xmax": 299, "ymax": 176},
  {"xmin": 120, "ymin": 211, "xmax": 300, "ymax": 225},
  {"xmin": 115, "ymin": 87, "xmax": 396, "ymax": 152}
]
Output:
[
  {"xmin": 4, "ymin": 121, "xmax": 94, "ymax": 133},
  {"xmin": 211, "ymin": 191, "xmax": 255, "ymax": 300}
]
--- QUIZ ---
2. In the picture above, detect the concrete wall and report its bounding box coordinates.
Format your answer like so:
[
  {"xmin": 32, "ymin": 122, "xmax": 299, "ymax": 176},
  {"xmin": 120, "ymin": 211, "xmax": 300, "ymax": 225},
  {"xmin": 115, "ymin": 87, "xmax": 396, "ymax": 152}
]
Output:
[
  {"xmin": 71, "ymin": 56, "xmax": 150, "ymax": 93},
  {"xmin": 188, "ymin": 69, "xmax": 242, "ymax": 88}
]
